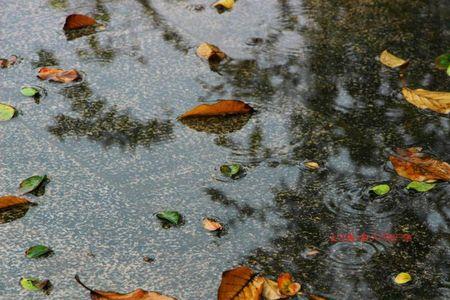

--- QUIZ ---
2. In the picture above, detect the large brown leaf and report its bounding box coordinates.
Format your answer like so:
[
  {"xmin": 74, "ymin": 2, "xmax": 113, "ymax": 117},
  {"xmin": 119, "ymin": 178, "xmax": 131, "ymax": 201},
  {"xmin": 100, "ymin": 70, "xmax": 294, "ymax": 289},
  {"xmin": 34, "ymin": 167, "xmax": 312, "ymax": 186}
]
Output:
[
  {"xmin": 380, "ymin": 50, "xmax": 408, "ymax": 69},
  {"xmin": 218, "ymin": 266, "xmax": 264, "ymax": 300},
  {"xmin": 0, "ymin": 195, "xmax": 31, "ymax": 210},
  {"xmin": 75, "ymin": 276, "xmax": 176, "ymax": 300},
  {"xmin": 389, "ymin": 147, "xmax": 450, "ymax": 182},
  {"xmin": 64, "ymin": 14, "xmax": 97, "ymax": 30},
  {"xmin": 179, "ymin": 100, "xmax": 254, "ymax": 119},
  {"xmin": 402, "ymin": 88, "xmax": 450, "ymax": 114},
  {"xmin": 38, "ymin": 67, "xmax": 80, "ymax": 83}
]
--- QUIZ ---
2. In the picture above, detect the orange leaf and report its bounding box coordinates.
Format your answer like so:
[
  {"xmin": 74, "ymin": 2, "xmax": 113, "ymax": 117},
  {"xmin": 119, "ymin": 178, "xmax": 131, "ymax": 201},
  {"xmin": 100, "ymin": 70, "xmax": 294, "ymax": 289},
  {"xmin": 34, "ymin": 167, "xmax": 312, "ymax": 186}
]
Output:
[
  {"xmin": 402, "ymin": 87, "xmax": 450, "ymax": 114},
  {"xmin": 218, "ymin": 266, "xmax": 264, "ymax": 300},
  {"xmin": 389, "ymin": 147, "xmax": 450, "ymax": 182},
  {"xmin": 75, "ymin": 276, "xmax": 176, "ymax": 300},
  {"xmin": 0, "ymin": 195, "xmax": 31, "ymax": 210},
  {"xmin": 277, "ymin": 273, "xmax": 300, "ymax": 296},
  {"xmin": 196, "ymin": 43, "xmax": 227, "ymax": 62},
  {"xmin": 38, "ymin": 67, "xmax": 80, "ymax": 83},
  {"xmin": 64, "ymin": 14, "xmax": 97, "ymax": 30},
  {"xmin": 202, "ymin": 218, "xmax": 223, "ymax": 231},
  {"xmin": 178, "ymin": 100, "xmax": 254, "ymax": 119}
]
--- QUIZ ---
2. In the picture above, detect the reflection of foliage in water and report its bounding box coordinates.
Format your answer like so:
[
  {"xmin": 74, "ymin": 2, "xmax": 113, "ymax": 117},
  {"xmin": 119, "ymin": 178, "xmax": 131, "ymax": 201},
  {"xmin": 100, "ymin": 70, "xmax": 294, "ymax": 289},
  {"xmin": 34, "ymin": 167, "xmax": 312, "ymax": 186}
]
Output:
[{"xmin": 31, "ymin": 50, "xmax": 59, "ymax": 68}]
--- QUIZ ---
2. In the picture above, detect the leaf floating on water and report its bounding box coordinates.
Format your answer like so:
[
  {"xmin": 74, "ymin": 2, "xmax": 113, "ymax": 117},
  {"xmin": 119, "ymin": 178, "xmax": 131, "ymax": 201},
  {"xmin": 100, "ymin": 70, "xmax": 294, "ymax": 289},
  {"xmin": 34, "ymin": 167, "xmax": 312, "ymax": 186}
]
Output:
[
  {"xmin": 218, "ymin": 266, "xmax": 264, "ymax": 300},
  {"xmin": 0, "ymin": 103, "xmax": 16, "ymax": 121},
  {"xmin": 38, "ymin": 67, "xmax": 80, "ymax": 83},
  {"xmin": 64, "ymin": 14, "xmax": 97, "ymax": 30},
  {"xmin": 406, "ymin": 181, "xmax": 436, "ymax": 192},
  {"xmin": 389, "ymin": 147, "xmax": 450, "ymax": 182},
  {"xmin": 179, "ymin": 100, "xmax": 254, "ymax": 119},
  {"xmin": 394, "ymin": 272, "xmax": 412, "ymax": 285},
  {"xmin": 0, "ymin": 196, "xmax": 33, "ymax": 224},
  {"xmin": 262, "ymin": 279, "xmax": 284, "ymax": 300},
  {"xmin": 277, "ymin": 273, "xmax": 301, "ymax": 296},
  {"xmin": 0, "ymin": 195, "xmax": 31, "ymax": 210},
  {"xmin": 369, "ymin": 184, "xmax": 390, "ymax": 196},
  {"xmin": 156, "ymin": 211, "xmax": 181, "ymax": 225},
  {"xmin": 202, "ymin": 218, "xmax": 223, "ymax": 231},
  {"xmin": 21, "ymin": 87, "xmax": 39, "ymax": 97},
  {"xmin": 19, "ymin": 175, "xmax": 46, "ymax": 195},
  {"xmin": 75, "ymin": 275, "xmax": 176, "ymax": 300},
  {"xmin": 20, "ymin": 277, "xmax": 51, "ymax": 294},
  {"xmin": 0, "ymin": 55, "xmax": 18, "ymax": 68},
  {"xmin": 304, "ymin": 161, "xmax": 320, "ymax": 170},
  {"xmin": 379, "ymin": 50, "xmax": 408, "ymax": 69},
  {"xmin": 220, "ymin": 163, "xmax": 241, "ymax": 178},
  {"xmin": 196, "ymin": 43, "xmax": 227, "ymax": 62},
  {"xmin": 213, "ymin": 0, "xmax": 235, "ymax": 10},
  {"xmin": 435, "ymin": 53, "xmax": 450, "ymax": 70},
  {"xmin": 401, "ymin": 87, "xmax": 450, "ymax": 114},
  {"xmin": 25, "ymin": 245, "xmax": 52, "ymax": 259}
]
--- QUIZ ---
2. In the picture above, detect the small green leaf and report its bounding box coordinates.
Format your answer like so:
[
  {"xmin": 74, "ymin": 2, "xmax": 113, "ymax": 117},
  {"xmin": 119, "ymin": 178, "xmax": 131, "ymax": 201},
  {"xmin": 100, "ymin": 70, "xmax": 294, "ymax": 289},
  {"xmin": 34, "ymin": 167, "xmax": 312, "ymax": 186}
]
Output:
[
  {"xmin": 20, "ymin": 277, "xmax": 50, "ymax": 292},
  {"xmin": 25, "ymin": 245, "xmax": 52, "ymax": 259},
  {"xmin": 406, "ymin": 181, "xmax": 436, "ymax": 192},
  {"xmin": 435, "ymin": 53, "xmax": 450, "ymax": 70},
  {"xmin": 156, "ymin": 211, "xmax": 181, "ymax": 225},
  {"xmin": 447, "ymin": 65, "xmax": 450, "ymax": 76},
  {"xmin": 394, "ymin": 272, "xmax": 411, "ymax": 285},
  {"xmin": 370, "ymin": 184, "xmax": 390, "ymax": 196},
  {"xmin": 21, "ymin": 87, "xmax": 38, "ymax": 97},
  {"xmin": 0, "ymin": 103, "xmax": 16, "ymax": 121},
  {"xmin": 220, "ymin": 163, "xmax": 241, "ymax": 177},
  {"xmin": 19, "ymin": 175, "xmax": 46, "ymax": 195}
]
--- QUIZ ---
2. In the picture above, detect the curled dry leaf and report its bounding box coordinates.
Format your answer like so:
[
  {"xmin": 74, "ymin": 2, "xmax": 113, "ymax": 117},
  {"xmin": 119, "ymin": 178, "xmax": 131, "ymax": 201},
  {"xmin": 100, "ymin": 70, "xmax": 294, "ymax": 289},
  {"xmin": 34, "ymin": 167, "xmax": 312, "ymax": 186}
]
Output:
[
  {"xmin": 75, "ymin": 275, "xmax": 176, "ymax": 300},
  {"xmin": 277, "ymin": 273, "xmax": 301, "ymax": 296},
  {"xmin": 262, "ymin": 279, "xmax": 285, "ymax": 300},
  {"xmin": 389, "ymin": 147, "xmax": 450, "ymax": 182},
  {"xmin": 202, "ymin": 218, "xmax": 223, "ymax": 231},
  {"xmin": 196, "ymin": 43, "xmax": 227, "ymax": 62},
  {"xmin": 379, "ymin": 50, "xmax": 408, "ymax": 69},
  {"xmin": 64, "ymin": 14, "xmax": 97, "ymax": 30},
  {"xmin": 179, "ymin": 100, "xmax": 254, "ymax": 119},
  {"xmin": 38, "ymin": 67, "xmax": 80, "ymax": 83},
  {"xmin": 218, "ymin": 266, "xmax": 264, "ymax": 300},
  {"xmin": 0, "ymin": 195, "xmax": 31, "ymax": 210},
  {"xmin": 402, "ymin": 87, "xmax": 450, "ymax": 114}
]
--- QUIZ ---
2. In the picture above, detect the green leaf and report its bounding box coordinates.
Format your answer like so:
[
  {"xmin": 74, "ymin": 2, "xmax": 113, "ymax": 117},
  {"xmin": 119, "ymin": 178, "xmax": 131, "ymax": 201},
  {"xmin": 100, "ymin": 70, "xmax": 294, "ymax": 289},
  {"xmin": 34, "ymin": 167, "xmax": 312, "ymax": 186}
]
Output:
[
  {"xmin": 20, "ymin": 87, "xmax": 38, "ymax": 97},
  {"xmin": 406, "ymin": 181, "xmax": 436, "ymax": 192},
  {"xmin": 20, "ymin": 277, "xmax": 50, "ymax": 292},
  {"xmin": 19, "ymin": 175, "xmax": 46, "ymax": 195},
  {"xmin": 435, "ymin": 53, "xmax": 450, "ymax": 70},
  {"xmin": 25, "ymin": 245, "xmax": 52, "ymax": 259},
  {"xmin": 447, "ymin": 65, "xmax": 450, "ymax": 76},
  {"xmin": 369, "ymin": 184, "xmax": 390, "ymax": 196},
  {"xmin": 0, "ymin": 103, "xmax": 16, "ymax": 121},
  {"xmin": 156, "ymin": 211, "xmax": 181, "ymax": 225},
  {"xmin": 220, "ymin": 163, "xmax": 241, "ymax": 177}
]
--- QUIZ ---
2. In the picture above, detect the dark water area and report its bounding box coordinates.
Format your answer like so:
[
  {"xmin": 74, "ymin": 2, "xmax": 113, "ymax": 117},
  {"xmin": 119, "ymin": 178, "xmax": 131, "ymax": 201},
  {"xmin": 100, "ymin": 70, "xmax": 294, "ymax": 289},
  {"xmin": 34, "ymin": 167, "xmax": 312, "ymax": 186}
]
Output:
[{"xmin": 0, "ymin": 0, "xmax": 449, "ymax": 299}]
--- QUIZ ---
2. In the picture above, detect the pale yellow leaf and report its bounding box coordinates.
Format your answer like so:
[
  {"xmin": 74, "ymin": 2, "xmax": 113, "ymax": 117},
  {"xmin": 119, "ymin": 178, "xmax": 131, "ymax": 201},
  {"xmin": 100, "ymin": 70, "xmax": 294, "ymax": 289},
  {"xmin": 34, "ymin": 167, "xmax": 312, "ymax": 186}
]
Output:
[
  {"xmin": 394, "ymin": 272, "xmax": 411, "ymax": 285},
  {"xmin": 402, "ymin": 88, "xmax": 450, "ymax": 114},
  {"xmin": 213, "ymin": 0, "xmax": 234, "ymax": 9},
  {"xmin": 262, "ymin": 279, "xmax": 285, "ymax": 300},
  {"xmin": 380, "ymin": 50, "xmax": 408, "ymax": 68}
]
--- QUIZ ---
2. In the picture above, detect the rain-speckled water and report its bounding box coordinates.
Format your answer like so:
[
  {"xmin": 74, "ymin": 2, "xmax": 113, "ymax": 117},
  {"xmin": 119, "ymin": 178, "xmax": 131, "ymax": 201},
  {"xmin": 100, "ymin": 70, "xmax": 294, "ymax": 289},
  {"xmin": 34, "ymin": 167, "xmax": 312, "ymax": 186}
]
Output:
[{"xmin": 0, "ymin": 0, "xmax": 449, "ymax": 299}]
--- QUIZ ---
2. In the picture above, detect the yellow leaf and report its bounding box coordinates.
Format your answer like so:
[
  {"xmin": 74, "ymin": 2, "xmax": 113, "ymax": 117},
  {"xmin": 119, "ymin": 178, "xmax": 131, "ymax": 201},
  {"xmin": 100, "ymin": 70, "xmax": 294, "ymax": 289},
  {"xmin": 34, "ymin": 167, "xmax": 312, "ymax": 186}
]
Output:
[
  {"xmin": 213, "ymin": 0, "xmax": 234, "ymax": 10},
  {"xmin": 196, "ymin": 43, "xmax": 227, "ymax": 62},
  {"xmin": 262, "ymin": 279, "xmax": 285, "ymax": 300},
  {"xmin": 380, "ymin": 50, "xmax": 408, "ymax": 68},
  {"xmin": 304, "ymin": 161, "xmax": 320, "ymax": 170},
  {"xmin": 394, "ymin": 272, "xmax": 412, "ymax": 285},
  {"xmin": 402, "ymin": 88, "xmax": 450, "ymax": 114}
]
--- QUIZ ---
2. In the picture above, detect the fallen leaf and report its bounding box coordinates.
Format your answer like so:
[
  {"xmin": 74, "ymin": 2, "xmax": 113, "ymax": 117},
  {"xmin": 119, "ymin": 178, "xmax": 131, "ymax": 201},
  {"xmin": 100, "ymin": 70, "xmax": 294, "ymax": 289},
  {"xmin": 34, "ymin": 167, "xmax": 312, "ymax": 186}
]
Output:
[
  {"xmin": 262, "ymin": 279, "xmax": 285, "ymax": 300},
  {"xmin": 20, "ymin": 277, "xmax": 51, "ymax": 294},
  {"xmin": 220, "ymin": 164, "xmax": 242, "ymax": 178},
  {"xmin": 0, "ymin": 103, "xmax": 16, "ymax": 121},
  {"xmin": 308, "ymin": 295, "xmax": 327, "ymax": 300},
  {"xmin": 64, "ymin": 14, "xmax": 97, "ymax": 30},
  {"xmin": 179, "ymin": 114, "xmax": 251, "ymax": 134},
  {"xmin": 406, "ymin": 181, "xmax": 436, "ymax": 192},
  {"xmin": 202, "ymin": 218, "xmax": 223, "ymax": 231},
  {"xmin": 380, "ymin": 50, "xmax": 408, "ymax": 69},
  {"xmin": 394, "ymin": 272, "xmax": 411, "ymax": 285},
  {"xmin": 369, "ymin": 184, "xmax": 390, "ymax": 196},
  {"xmin": 401, "ymin": 87, "xmax": 450, "ymax": 114},
  {"xmin": 0, "ymin": 195, "xmax": 31, "ymax": 210},
  {"xmin": 435, "ymin": 53, "xmax": 450, "ymax": 70},
  {"xmin": 218, "ymin": 266, "xmax": 264, "ymax": 300},
  {"xmin": 25, "ymin": 245, "xmax": 52, "ymax": 259},
  {"xmin": 75, "ymin": 275, "xmax": 176, "ymax": 300},
  {"xmin": 196, "ymin": 43, "xmax": 227, "ymax": 62},
  {"xmin": 38, "ymin": 67, "xmax": 80, "ymax": 83},
  {"xmin": 277, "ymin": 273, "xmax": 301, "ymax": 296},
  {"xmin": 0, "ymin": 55, "xmax": 18, "ymax": 68},
  {"xmin": 156, "ymin": 211, "xmax": 181, "ymax": 225},
  {"xmin": 19, "ymin": 175, "xmax": 47, "ymax": 195},
  {"xmin": 179, "ymin": 100, "xmax": 254, "ymax": 119},
  {"xmin": 213, "ymin": 0, "xmax": 235, "ymax": 10},
  {"xmin": 304, "ymin": 161, "xmax": 320, "ymax": 170},
  {"xmin": 21, "ymin": 87, "xmax": 39, "ymax": 97},
  {"xmin": 389, "ymin": 147, "xmax": 450, "ymax": 182},
  {"xmin": 0, "ymin": 195, "xmax": 33, "ymax": 224}
]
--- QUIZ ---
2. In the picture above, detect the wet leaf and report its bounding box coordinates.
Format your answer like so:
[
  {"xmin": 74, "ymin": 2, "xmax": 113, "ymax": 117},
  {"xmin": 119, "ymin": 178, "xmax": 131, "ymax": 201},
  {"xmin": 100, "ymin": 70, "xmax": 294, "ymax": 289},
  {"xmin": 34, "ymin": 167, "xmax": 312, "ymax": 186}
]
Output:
[
  {"xmin": 304, "ymin": 161, "xmax": 320, "ymax": 170},
  {"xmin": 369, "ymin": 184, "xmax": 390, "ymax": 196},
  {"xmin": 0, "ymin": 55, "xmax": 18, "ymax": 68},
  {"xmin": 75, "ymin": 275, "xmax": 176, "ymax": 299},
  {"xmin": 447, "ymin": 65, "xmax": 450, "ymax": 76},
  {"xmin": 262, "ymin": 279, "xmax": 285, "ymax": 300},
  {"xmin": 0, "ymin": 195, "xmax": 31, "ymax": 210},
  {"xmin": 202, "ymin": 218, "xmax": 223, "ymax": 231},
  {"xmin": 308, "ymin": 295, "xmax": 327, "ymax": 300},
  {"xmin": 401, "ymin": 87, "xmax": 450, "ymax": 114},
  {"xmin": 156, "ymin": 211, "xmax": 181, "ymax": 225},
  {"xmin": 20, "ymin": 277, "xmax": 51, "ymax": 294},
  {"xmin": 213, "ymin": 0, "xmax": 235, "ymax": 10},
  {"xmin": 277, "ymin": 273, "xmax": 301, "ymax": 296},
  {"xmin": 435, "ymin": 53, "xmax": 450, "ymax": 70},
  {"xmin": 19, "ymin": 175, "xmax": 46, "ymax": 195},
  {"xmin": 64, "ymin": 14, "xmax": 97, "ymax": 30},
  {"xmin": 406, "ymin": 181, "xmax": 436, "ymax": 192},
  {"xmin": 38, "ymin": 67, "xmax": 80, "ymax": 83},
  {"xmin": 220, "ymin": 164, "xmax": 241, "ymax": 178},
  {"xmin": 218, "ymin": 266, "xmax": 264, "ymax": 300},
  {"xmin": 196, "ymin": 43, "xmax": 227, "ymax": 62},
  {"xmin": 0, "ymin": 103, "xmax": 16, "ymax": 121},
  {"xmin": 25, "ymin": 245, "xmax": 52, "ymax": 259},
  {"xmin": 380, "ymin": 50, "xmax": 408, "ymax": 69},
  {"xmin": 0, "ymin": 196, "xmax": 33, "ymax": 224},
  {"xmin": 179, "ymin": 100, "xmax": 254, "ymax": 119},
  {"xmin": 389, "ymin": 147, "xmax": 450, "ymax": 182},
  {"xmin": 394, "ymin": 272, "xmax": 411, "ymax": 285},
  {"xmin": 21, "ymin": 87, "xmax": 39, "ymax": 97}
]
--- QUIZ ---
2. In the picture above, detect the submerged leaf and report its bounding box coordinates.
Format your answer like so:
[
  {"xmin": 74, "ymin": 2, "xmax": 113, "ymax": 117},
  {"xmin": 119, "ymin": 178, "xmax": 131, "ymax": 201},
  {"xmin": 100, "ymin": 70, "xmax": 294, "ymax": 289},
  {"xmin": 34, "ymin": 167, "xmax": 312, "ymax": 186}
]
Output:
[
  {"xmin": 179, "ymin": 100, "xmax": 254, "ymax": 119},
  {"xmin": 156, "ymin": 211, "xmax": 181, "ymax": 225},
  {"xmin": 435, "ymin": 53, "xmax": 450, "ymax": 70},
  {"xmin": 380, "ymin": 50, "xmax": 408, "ymax": 69},
  {"xmin": 20, "ymin": 277, "xmax": 51, "ymax": 293},
  {"xmin": 213, "ymin": 0, "xmax": 235, "ymax": 10},
  {"xmin": 220, "ymin": 164, "xmax": 241, "ymax": 178},
  {"xmin": 406, "ymin": 181, "xmax": 436, "ymax": 192},
  {"xmin": 0, "ymin": 103, "xmax": 16, "ymax": 121},
  {"xmin": 21, "ymin": 87, "xmax": 39, "ymax": 97},
  {"xmin": 202, "ymin": 218, "xmax": 223, "ymax": 231},
  {"xmin": 394, "ymin": 272, "xmax": 411, "ymax": 285},
  {"xmin": 38, "ymin": 67, "xmax": 80, "ymax": 83},
  {"xmin": 218, "ymin": 266, "xmax": 264, "ymax": 300},
  {"xmin": 402, "ymin": 87, "xmax": 450, "ymax": 114},
  {"xmin": 25, "ymin": 245, "xmax": 52, "ymax": 259},
  {"xmin": 64, "ymin": 14, "xmax": 97, "ymax": 30},
  {"xmin": 19, "ymin": 175, "xmax": 46, "ymax": 195},
  {"xmin": 196, "ymin": 43, "xmax": 227, "ymax": 62},
  {"xmin": 369, "ymin": 184, "xmax": 390, "ymax": 196}
]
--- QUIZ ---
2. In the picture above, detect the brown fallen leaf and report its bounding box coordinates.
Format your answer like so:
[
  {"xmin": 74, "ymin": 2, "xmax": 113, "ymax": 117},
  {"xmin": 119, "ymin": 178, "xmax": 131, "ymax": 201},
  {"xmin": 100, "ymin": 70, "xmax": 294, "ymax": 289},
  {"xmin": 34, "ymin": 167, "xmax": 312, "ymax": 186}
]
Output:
[
  {"xmin": 262, "ymin": 279, "xmax": 286, "ymax": 300},
  {"xmin": 0, "ymin": 55, "xmax": 18, "ymax": 68},
  {"xmin": 0, "ymin": 195, "xmax": 31, "ymax": 210},
  {"xmin": 64, "ymin": 14, "xmax": 97, "ymax": 30},
  {"xmin": 308, "ymin": 295, "xmax": 327, "ymax": 300},
  {"xmin": 218, "ymin": 266, "xmax": 264, "ymax": 300},
  {"xmin": 402, "ymin": 88, "xmax": 450, "ymax": 114},
  {"xmin": 75, "ymin": 275, "xmax": 176, "ymax": 300},
  {"xmin": 389, "ymin": 147, "xmax": 450, "ymax": 182},
  {"xmin": 196, "ymin": 43, "xmax": 227, "ymax": 62},
  {"xmin": 179, "ymin": 100, "xmax": 254, "ymax": 119},
  {"xmin": 38, "ymin": 67, "xmax": 80, "ymax": 83},
  {"xmin": 277, "ymin": 273, "xmax": 301, "ymax": 296},
  {"xmin": 202, "ymin": 218, "xmax": 223, "ymax": 231},
  {"xmin": 379, "ymin": 50, "xmax": 408, "ymax": 69}
]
